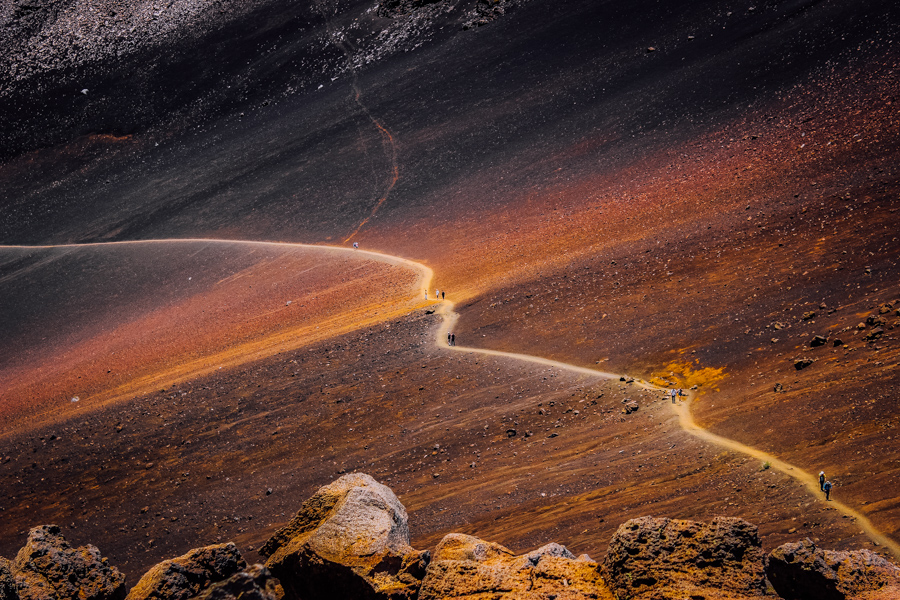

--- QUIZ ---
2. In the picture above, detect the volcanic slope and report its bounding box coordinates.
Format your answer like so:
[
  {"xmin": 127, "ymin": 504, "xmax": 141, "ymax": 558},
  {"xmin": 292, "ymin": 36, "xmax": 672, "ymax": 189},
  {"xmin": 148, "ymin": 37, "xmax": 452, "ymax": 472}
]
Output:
[
  {"xmin": 0, "ymin": 266, "xmax": 874, "ymax": 578},
  {"xmin": 1, "ymin": 0, "xmax": 899, "ymax": 582},
  {"xmin": 0, "ymin": 241, "xmax": 425, "ymax": 429}
]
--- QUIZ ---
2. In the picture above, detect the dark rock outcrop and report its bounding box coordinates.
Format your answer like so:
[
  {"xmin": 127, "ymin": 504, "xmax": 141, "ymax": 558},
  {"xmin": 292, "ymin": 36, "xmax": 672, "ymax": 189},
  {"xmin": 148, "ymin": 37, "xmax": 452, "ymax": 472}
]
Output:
[
  {"xmin": 767, "ymin": 539, "xmax": 900, "ymax": 600},
  {"xmin": 11, "ymin": 525, "xmax": 126, "ymax": 600},
  {"xmin": 418, "ymin": 533, "xmax": 613, "ymax": 600},
  {"xmin": 377, "ymin": 0, "xmax": 444, "ymax": 18},
  {"xmin": 602, "ymin": 516, "xmax": 769, "ymax": 599},
  {"xmin": 192, "ymin": 565, "xmax": 281, "ymax": 600},
  {"xmin": 260, "ymin": 473, "xmax": 428, "ymax": 600},
  {"xmin": 125, "ymin": 543, "xmax": 246, "ymax": 600},
  {"xmin": 1, "ymin": 558, "xmax": 16, "ymax": 600}
]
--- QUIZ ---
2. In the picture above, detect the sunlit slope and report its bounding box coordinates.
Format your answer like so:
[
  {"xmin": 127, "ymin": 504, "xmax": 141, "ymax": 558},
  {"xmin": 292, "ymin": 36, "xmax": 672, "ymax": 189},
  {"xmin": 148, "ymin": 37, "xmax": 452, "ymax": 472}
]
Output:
[{"xmin": 0, "ymin": 241, "xmax": 424, "ymax": 427}]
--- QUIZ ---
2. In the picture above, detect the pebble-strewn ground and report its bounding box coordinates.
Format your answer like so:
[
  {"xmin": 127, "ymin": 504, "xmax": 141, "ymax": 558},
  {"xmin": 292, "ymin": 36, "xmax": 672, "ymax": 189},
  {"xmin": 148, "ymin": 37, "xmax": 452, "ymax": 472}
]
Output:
[{"xmin": 1, "ymin": 0, "xmax": 898, "ymax": 582}]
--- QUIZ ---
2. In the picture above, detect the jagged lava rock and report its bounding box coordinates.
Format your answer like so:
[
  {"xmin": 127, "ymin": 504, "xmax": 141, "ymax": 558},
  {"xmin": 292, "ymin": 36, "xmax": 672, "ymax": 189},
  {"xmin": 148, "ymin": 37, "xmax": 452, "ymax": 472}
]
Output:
[
  {"xmin": 767, "ymin": 539, "xmax": 900, "ymax": 600},
  {"xmin": 602, "ymin": 516, "xmax": 769, "ymax": 599},
  {"xmin": 260, "ymin": 473, "xmax": 428, "ymax": 600},
  {"xmin": 11, "ymin": 525, "xmax": 125, "ymax": 600},
  {"xmin": 126, "ymin": 543, "xmax": 246, "ymax": 600},
  {"xmin": 418, "ymin": 533, "xmax": 613, "ymax": 600},
  {"xmin": 192, "ymin": 564, "xmax": 281, "ymax": 600},
  {"xmin": 1, "ymin": 557, "xmax": 16, "ymax": 600}
]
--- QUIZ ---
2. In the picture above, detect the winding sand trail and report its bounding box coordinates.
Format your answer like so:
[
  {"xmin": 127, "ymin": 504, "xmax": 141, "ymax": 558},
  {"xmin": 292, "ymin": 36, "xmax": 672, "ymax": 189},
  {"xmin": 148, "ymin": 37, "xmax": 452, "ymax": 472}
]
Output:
[{"xmin": 3, "ymin": 239, "xmax": 898, "ymax": 559}]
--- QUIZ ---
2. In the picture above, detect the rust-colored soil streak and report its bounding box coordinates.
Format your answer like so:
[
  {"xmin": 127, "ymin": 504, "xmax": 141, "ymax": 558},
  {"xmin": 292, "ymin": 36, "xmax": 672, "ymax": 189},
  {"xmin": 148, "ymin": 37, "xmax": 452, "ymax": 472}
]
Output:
[{"xmin": 0, "ymin": 240, "xmax": 427, "ymax": 429}]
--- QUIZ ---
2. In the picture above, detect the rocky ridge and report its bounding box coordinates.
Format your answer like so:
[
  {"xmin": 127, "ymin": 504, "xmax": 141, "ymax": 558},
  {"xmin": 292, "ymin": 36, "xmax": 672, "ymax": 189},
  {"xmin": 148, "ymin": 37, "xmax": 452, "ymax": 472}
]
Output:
[{"xmin": 1, "ymin": 474, "xmax": 898, "ymax": 600}]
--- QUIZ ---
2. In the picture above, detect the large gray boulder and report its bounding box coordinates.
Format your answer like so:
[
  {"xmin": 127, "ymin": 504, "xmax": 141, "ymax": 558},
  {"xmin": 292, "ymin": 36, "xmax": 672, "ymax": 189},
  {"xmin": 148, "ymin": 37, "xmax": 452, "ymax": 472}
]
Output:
[
  {"xmin": 11, "ymin": 525, "xmax": 125, "ymax": 600},
  {"xmin": 767, "ymin": 539, "xmax": 900, "ymax": 600},
  {"xmin": 125, "ymin": 543, "xmax": 246, "ymax": 600},
  {"xmin": 418, "ymin": 533, "xmax": 612, "ymax": 600},
  {"xmin": 260, "ymin": 473, "xmax": 428, "ymax": 600},
  {"xmin": 602, "ymin": 516, "xmax": 769, "ymax": 599}
]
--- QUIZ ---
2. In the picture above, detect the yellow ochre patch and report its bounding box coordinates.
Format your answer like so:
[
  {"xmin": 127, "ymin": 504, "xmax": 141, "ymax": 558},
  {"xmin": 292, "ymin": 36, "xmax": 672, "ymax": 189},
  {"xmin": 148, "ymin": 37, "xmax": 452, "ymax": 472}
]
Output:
[{"xmin": 649, "ymin": 359, "xmax": 726, "ymax": 393}]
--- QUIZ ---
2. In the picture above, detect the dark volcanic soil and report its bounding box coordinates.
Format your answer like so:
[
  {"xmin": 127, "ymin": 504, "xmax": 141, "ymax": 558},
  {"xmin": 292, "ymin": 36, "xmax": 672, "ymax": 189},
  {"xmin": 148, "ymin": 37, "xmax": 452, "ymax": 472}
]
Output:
[{"xmin": 1, "ymin": 0, "xmax": 899, "ymax": 580}]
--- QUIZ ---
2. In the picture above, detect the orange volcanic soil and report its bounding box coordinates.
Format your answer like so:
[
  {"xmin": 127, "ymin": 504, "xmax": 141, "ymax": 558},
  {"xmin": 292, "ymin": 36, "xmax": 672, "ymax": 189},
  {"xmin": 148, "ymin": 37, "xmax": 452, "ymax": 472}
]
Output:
[{"xmin": 0, "ymin": 241, "xmax": 423, "ymax": 429}]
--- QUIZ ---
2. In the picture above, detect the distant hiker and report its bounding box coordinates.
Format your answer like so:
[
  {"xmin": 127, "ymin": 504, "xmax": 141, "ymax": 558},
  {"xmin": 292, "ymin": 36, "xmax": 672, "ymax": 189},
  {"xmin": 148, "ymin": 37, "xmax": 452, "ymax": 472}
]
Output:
[
  {"xmin": 352, "ymin": 242, "xmax": 359, "ymax": 249},
  {"xmin": 823, "ymin": 480, "xmax": 833, "ymax": 501},
  {"xmin": 442, "ymin": 290, "xmax": 445, "ymax": 299},
  {"xmin": 451, "ymin": 334, "xmax": 456, "ymax": 346},
  {"xmin": 679, "ymin": 388, "xmax": 685, "ymax": 398},
  {"xmin": 425, "ymin": 291, "xmax": 428, "ymax": 300},
  {"xmin": 448, "ymin": 332, "xmax": 452, "ymax": 345},
  {"xmin": 671, "ymin": 389, "xmax": 677, "ymax": 403},
  {"xmin": 819, "ymin": 471, "xmax": 826, "ymax": 491},
  {"xmin": 435, "ymin": 289, "xmax": 440, "ymax": 299}
]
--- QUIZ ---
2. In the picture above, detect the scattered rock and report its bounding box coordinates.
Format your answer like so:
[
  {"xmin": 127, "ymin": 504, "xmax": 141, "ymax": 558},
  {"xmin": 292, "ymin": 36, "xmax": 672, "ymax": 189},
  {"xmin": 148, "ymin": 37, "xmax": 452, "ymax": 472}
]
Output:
[
  {"xmin": 794, "ymin": 358, "xmax": 815, "ymax": 370},
  {"xmin": 126, "ymin": 543, "xmax": 246, "ymax": 600},
  {"xmin": 462, "ymin": 0, "xmax": 531, "ymax": 29},
  {"xmin": 865, "ymin": 327, "xmax": 884, "ymax": 341},
  {"xmin": 810, "ymin": 335, "xmax": 828, "ymax": 347},
  {"xmin": 774, "ymin": 383, "xmax": 783, "ymax": 393},
  {"xmin": 12, "ymin": 525, "xmax": 126, "ymax": 600},
  {"xmin": 622, "ymin": 401, "xmax": 639, "ymax": 414},
  {"xmin": 602, "ymin": 516, "xmax": 768, "ymax": 599},
  {"xmin": 418, "ymin": 533, "xmax": 612, "ymax": 600},
  {"xmin": 260, "ymin": 473, "xmax": 428, "ymax": 600},
  {"xmin": 833, "ymin": 339, "xmax": 844, "ymax": 347},
  {"xmin": 866, "ymin": 315, "xmax": 885, "ymax": 327},
  {"xmin": 773, "ymin": 322, "xmax": 786, "ymax": 330},
  {"xmin": 505, "ymin": 429, "xmax": 516, "ymax": 438},
  {"xmin": 192, "ymin": 565, "xmax": 280, "ymax": 600},
  {"xmin": 802, "ymin": 311, "xmax": 816, "ymax": 320},
  {"xmin": 767, "ymin": 538, "xmax": 900, "ymax": 600}
]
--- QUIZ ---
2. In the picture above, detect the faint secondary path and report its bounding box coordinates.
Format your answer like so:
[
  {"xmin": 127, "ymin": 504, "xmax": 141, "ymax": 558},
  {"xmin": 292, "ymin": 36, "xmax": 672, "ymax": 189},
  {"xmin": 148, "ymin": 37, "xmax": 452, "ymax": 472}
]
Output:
[{"xmin": 3, "ymin": 239, "xmax": 897, "ymax": 558}]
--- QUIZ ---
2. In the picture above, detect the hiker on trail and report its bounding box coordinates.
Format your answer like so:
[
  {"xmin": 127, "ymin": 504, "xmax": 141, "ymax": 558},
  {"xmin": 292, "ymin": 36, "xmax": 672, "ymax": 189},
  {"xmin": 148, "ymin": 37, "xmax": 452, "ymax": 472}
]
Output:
[
  {"xmin": 425, "ymin": 291, "xmax": 428, "ymax": 300},
  {"xmin": 819, "ymin": 471, "xmax": 826, "ymax": 491},
  {"xmin": 671, "ymin": 389, "xmax": 677, "ymax": 403},
  {"xmin": 442, "ymin": 290, "xmax": 445, "ymax": 299},
  {"xmin": 448, "ymin": 332, "xmax": 452, "ymax": 345},
  {"xmin": 436, "ymin": 289, "xmax": 440, "ymax": 299},
  {"xmin": 823, "ymin": 480, "xmax": 833, "ymax": 501},
  {"xmin": 352, "ymin": 242, "xmax": 359, "ymax": 249},
  {"xmin": 451, "ymin": 333, "xmax": 456, "ymax": 346}
]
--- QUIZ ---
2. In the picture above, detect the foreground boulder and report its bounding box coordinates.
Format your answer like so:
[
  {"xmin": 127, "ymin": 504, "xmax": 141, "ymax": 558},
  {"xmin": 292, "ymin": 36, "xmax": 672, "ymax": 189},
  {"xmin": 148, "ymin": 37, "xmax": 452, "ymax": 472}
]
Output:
[
  {"xmin": 260, "ymin": 473, "xmax": 429, "ymax": 600},
  {"xmin": 126, "ymin": 543, "xmax": 246, "ymax": 600},
  {"xmin": 1, "ymin": 558, "xmax": 16, "ymax": 600},
  {"xmin": 193, "ymin": 564, "xmax": 281, "ymax": 600},
  {"xmin": 11, "ymin": 525, "xmax": 126, "ymax": 600},
  {"xmin": 419, "ymin": 533, "xmax": 613, "ymax": 600},
  {"xmin": 602, "ymin": 516, "xmax": 769, "ymax": 599},
  {"xmin": 767, "ymin": 539, "xmax": 900, "ymax": 600}
]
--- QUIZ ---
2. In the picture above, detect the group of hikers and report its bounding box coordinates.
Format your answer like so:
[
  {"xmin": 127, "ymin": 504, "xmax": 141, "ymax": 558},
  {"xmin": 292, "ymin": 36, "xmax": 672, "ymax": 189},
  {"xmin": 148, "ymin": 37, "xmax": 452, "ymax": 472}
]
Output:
[
  {"xmin": 667, "ymin": 386, "xmax": 836, "ymax": 502},
  {"xmin": 426, "ymin": 289, "xmax": 446, "ymax": 300},
  {"xmin": 819, "ymin": 471, "xmax": 834, "ymax": 501}
]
